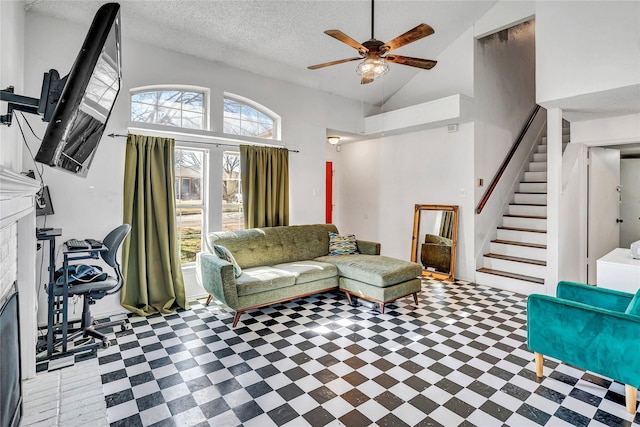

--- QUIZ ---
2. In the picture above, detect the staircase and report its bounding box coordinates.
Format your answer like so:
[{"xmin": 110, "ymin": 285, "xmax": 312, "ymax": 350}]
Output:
[{"xmin": 476, "ymin": 126, "xmax": 570, "ymax": 295}]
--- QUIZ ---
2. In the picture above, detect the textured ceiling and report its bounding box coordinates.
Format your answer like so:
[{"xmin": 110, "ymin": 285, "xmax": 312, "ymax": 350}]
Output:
[{"xmin": 25, "ymin": 0, "xmax": 497, "ymax": 106}]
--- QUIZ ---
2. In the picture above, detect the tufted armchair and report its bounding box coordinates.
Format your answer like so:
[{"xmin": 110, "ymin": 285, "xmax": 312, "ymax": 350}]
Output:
[{"xmin": 527, "ymin": 281, "xmax": 640, "ymax": 413}]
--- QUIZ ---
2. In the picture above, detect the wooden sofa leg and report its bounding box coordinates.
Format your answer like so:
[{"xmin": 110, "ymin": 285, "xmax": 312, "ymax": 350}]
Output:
[
  {"xmin": 232, "ymin": 312, "xmax": 243, "ymax": 328},
  {"xmin": 412, "ymin": 292, "xmax": 419, "ymax": 305},
  {"xmin": 534, "ymin": 352, "xmax": 544, "ymax": 378},
  {"xmin": 626, "ymin": 384, "xmax": 638, "ymax": 414},
  {"xmin": 205, "ymin": 295, "xmax": 213, "ymax": 306},
  {"xmin": 344, "ymin": 292, "xmax": 353, "ymax": 306},
  {"xmin": 380, "ymin": 303, "xmax": 385, "ymax": 314}
]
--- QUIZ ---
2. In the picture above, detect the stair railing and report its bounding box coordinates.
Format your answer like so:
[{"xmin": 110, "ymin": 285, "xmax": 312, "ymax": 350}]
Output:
[{"xmin": 476, "ymin": 105, "xmax": 542, "ymax": 214}]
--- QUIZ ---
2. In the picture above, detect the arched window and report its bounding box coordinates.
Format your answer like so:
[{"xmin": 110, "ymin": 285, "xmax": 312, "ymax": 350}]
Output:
[
  {"xmin": 131, "ymin": 88, "xmax": 207, "ymax": 130},
  {"xmin": 223, "ymin": 95, "xmax": 279, "ymax": 140}
]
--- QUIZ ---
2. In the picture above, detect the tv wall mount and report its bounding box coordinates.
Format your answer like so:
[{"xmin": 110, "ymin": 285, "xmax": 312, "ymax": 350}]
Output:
[{"xmin": 0, "ymin": 70, "xmax": 67, "ymax": 126}]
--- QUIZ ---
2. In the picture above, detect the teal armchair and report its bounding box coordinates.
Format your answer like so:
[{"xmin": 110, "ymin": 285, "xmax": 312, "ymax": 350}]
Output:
[{"xmin": 527, "ymin": 281, "xmax": 640, "ymax": 414}]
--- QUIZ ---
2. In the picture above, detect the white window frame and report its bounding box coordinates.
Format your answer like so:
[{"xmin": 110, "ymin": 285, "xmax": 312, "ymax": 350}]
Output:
[
  {"xmin": 130, "ymin": 85, "xmax": 210, "ymax": 131},
  {"xmin": 223, "ymin": 92, "xmax": 281, "ymax": 140}
]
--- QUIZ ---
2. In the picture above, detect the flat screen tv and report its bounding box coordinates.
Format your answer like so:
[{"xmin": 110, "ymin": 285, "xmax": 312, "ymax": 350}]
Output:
[{"xmin": 34, "ymin": 3, "xmax": 122, "ymax": 177}]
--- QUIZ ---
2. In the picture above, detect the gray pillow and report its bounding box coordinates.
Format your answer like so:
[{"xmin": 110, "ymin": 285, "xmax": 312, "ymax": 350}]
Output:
[{"xmin": 213, "ymin": 245, "xmax": 242, "ymax": 277}]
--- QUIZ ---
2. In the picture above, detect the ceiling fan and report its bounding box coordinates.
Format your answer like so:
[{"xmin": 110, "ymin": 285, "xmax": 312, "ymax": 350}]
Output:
[{"xmin": 308, "ymin": 0, "xmax": 437, "ymax": 84}]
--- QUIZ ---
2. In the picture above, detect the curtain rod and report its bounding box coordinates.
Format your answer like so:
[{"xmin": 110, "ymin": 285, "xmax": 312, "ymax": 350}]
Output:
[{"xmin": 107, "ymin": 133, "xmax": 300, "ymax": 153}]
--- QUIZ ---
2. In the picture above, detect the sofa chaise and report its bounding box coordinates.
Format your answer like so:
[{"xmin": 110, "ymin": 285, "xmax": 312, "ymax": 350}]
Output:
[{"xmin": 196, "ymin": 224, "xmax": 422, "ymax": 327}]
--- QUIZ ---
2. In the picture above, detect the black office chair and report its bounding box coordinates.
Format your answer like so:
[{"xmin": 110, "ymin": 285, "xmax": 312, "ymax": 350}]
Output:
[{"xmin": 57, "ymin": 224, "xmax": 131, "ymax": 348}]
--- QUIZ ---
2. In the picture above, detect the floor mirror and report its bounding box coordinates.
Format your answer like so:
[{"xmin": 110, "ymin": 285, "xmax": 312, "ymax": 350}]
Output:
[{"xmin": 410, "ymin": 204, "xmax": 458, "ymax": 281}]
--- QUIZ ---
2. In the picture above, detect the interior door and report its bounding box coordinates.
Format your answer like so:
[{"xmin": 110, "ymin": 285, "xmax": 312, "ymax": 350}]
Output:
[
  {"xmin": 587, "ymin": 147, "xmax": 621, "ymax": 285},
  {"xmin": 620, "ymin": 158, "xmax": 640, "ymax": 248}
]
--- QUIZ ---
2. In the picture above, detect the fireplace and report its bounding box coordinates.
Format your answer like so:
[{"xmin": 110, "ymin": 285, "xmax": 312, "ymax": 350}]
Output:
[
  {"xmin": 0, "ymin": 165, "xmax": 41, "ymax": 380},
  {"xmin": 0, "ymin": 287, "xmax": 21, "ymax": 427}
]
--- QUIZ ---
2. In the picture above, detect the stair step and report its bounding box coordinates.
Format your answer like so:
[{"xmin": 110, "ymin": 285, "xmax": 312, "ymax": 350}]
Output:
[
  {"xmin": 524, "ymin": 171, "xmax": 547, "ymax": 182},
  {"xmin": 492, "ymin": 239, "xmax": 546, "ymax": 249},
  {"xmin": 477, "ymin": 268, "xmax": 545, "ymax": 284},
  {"xmin": 529, "ymin": 162, "xmax": 547, "ymax": 172},
  {"xmin": 508, "ymin": 204, "xmax": 547, "ymax": 216},
  {"xmin": 533, "ymin": 153, "xmax": 547, "ymax": 162},
  {"xmin": 519, "ymin": 182, "xmax": 547, "ymax": 193},
  {"xmin": 484, "ymin": 253, "xmax": 546, "ymax": 266},
  {"xmin": 497, "ymin": 226, "xmax": 547, "ymax": 245},
  {"xmin": 541, "ymin": 134, "xmax": 570, "ymax": 144},
  {"xmin": 482, "ymin": 253, "xmax": 546, "ymax": 277},
  {"xmin": 514, "ymin": 193, "xmax": 547, "ymax": 205},
  {"xmin": 502, "ymin": 215, "xmax": 547, "ymax": 230}
]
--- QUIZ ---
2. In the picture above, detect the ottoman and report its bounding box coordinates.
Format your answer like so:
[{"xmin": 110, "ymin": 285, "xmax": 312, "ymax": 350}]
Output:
[{"xmin": 314, "ymin": 254, "xmax": 423, "ymax": 313}]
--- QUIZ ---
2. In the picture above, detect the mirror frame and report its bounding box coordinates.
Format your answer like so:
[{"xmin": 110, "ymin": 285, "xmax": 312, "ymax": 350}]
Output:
[{"xmin": 410, "ymin": 204, "xmax": 459, "ymax": 281}]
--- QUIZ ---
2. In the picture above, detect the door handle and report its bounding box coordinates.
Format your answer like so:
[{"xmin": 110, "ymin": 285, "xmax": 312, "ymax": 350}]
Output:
[{"xmin": 616, "ymin": 218, "xmax": 623, "ymax": 223}]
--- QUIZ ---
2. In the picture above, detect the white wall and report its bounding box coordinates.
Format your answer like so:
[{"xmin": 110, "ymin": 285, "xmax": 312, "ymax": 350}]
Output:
[
  {"xmin": 473, "ymin": 20, "xmax": 537, "ymax": 262},
  {"xmin": 333, "ymin": 123, "xmax": 475, "ymax": 281},
  {"xmin": 383, "ymin": 27, "xmax": 475, "ymax": 111},
  {"xmin": 0, "ymin": 2, "xmax": 25, "ymax": 171},
  {"xmin": 558, "ymin": 143, "xmax": 588, "ymax": 284},
  {"xmin": 536, "ymin": 1, "xmax": 640, "ymax": 105},
  {"xmin": 22, "ymin": 12, "xmax": 369, "ymax": 325},
  {"xmin": 571, "ymin": 114, "xmax": 640, "ymax": 145}
]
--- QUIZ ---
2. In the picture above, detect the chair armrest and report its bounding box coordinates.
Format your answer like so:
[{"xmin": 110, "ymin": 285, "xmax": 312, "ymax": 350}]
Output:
[
  {"xmin": 196, "ymin": 252, "xmax": 239, "ymax": 309},
  {"xmin": 557, "ymin": 280, "xmax": 633, "ymax": 312},
  {"xmin": 357, "ymin": 240, "xmax": 380, "ymax": 255},
  {"xmin": 527, "ymin": 294, "xmax": 640, "ymax": 387}
]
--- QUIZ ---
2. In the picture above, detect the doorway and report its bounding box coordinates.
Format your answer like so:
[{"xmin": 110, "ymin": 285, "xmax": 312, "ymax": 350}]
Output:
[{"xmin": 587, "ymin": 147, "xmax": 621, "ymax": 285}]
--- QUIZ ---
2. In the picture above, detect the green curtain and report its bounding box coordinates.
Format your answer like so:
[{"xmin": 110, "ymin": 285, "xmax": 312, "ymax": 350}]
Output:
[
  {"xmin": 439, "ymin": 211, "xmax": 454, "ymax": 240},
  {"xmin": 240, "ymin": 145, "xmax": 289, "ymax": 228},
  {"xmin": 121, "ymin": 134, "xmax": 189, "ymax": 316}
]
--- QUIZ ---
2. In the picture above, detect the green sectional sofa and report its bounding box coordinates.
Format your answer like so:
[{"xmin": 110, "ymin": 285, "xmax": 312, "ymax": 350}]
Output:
[{"xmin": 196, "ymin": 224, "xmax": 422, "ymax": 327}]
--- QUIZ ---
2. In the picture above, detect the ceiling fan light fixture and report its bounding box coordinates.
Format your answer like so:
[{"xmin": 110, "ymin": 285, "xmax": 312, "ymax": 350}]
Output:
[
  {"xmin": 327, "ymin": 136, "xmax": 341, "ymax": 145},
  {"xmin": 356, "ymin": 56, "xmax": 389, "ymax": 81}
]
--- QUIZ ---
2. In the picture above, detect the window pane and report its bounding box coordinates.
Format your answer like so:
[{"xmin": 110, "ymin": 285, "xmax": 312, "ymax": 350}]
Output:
[
  {"xmin": 222, "ymin": 152, "xmax": 243, "ymax": 231},
  {"xmin": 224, "ymin": 99, "xmax": 240, "ymax": 114},
  {"xmin": 182, "ymin": 92, "xmax": 203, "ymax": 111},
  {"xmin": 175, "ymin": 149, "xmax": 203, "ymax": 205},
  {"xmin": 132, "ymin": 92, "xmax": 157, "ymax": 104},
  {"xmin": 158, "ymin": 90, "xmax": 181, "ymax": 107},
  {"xmin": 223, "ymin": 97, "xmax": 276, "ymax": 140},
  {"xmin": 157, "ymin": 106, "xmax": 181, "ymax": 127},
  {"xmin": 175, "ymin": 148, "xmax": 204, "ymax": 264},
  {"xmin": 223, "ymin": 117, "xmax": 241, "ymax": 135},
  {"xmin": 131, "ymin": 89, "xmax": 205, "ymax": 130},
  {"xmin": 241, "ymin": 104, "xmax": 258, "ymax": 120},
  {"xmin": 131, "ymin": 102, "xmax": 156, "ymax": 122},
  {"xmin": 176, "ymin": 207, "xmax": 202, "ymax": 263},
  {"xmin": 182, "ymin": 111, "xmax": 203, "ymax": 129}
]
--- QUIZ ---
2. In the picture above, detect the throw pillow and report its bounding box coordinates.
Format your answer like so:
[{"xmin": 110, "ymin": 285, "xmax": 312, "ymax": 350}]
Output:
[
  {"xmin": 625, "ymin": 289, "xmax": 640, "ymax": 316},
  {"xmin": 328, "ymin": 232, "xmax": 359, "ymax": 255},
  {"xmin": 213, "ymin": 245, "xmax": 242, "ymax": 277}
]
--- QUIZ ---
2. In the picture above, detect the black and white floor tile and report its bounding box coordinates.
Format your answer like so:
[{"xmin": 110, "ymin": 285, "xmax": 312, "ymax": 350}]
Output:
[{"xmin": 35, "ymin": 279, "xmax": 640, "ymax": 426}]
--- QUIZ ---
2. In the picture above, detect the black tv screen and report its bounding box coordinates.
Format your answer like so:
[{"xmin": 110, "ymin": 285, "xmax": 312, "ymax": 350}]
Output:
[{"xmin": 35, "ymin": 3, "xmax": 121, "ymax": 177}]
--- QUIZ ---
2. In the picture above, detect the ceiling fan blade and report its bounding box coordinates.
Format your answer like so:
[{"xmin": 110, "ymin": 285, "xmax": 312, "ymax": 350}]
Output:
[
  {"xmin": 381, "ymin": 23, "xmax": 435, "ymax": 52},
  {"xmin": 308, "ymin": 57, "xmax": 362, "ymax": 70},
  {"xmin": 385, "ymin": 55, "xmax": 437, "ymax": 70},
  {"xmin": 325, "ymin": 30, "xmax": 368, "ymax": 53}
]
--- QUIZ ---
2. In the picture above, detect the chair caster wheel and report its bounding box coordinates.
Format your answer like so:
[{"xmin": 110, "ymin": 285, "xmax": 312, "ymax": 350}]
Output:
[
  {"xmin": 120, "ymin": 324, "xmax": 127, "ymax": 332},
  {"xmin": 101, "ymin": 339, "xmax": 110, "ymax": 349}
]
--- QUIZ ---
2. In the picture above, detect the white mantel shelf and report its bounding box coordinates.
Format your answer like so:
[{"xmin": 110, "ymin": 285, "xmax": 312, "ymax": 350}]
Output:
[{"xmin": 0, "ymin": 164, "xmax": 41, "ymax": 379}]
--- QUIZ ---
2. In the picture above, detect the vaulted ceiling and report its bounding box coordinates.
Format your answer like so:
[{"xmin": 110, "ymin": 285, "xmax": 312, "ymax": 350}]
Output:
[{"xmin": 25, "ymin": 0, "xmax": 497, "ymax": 106}]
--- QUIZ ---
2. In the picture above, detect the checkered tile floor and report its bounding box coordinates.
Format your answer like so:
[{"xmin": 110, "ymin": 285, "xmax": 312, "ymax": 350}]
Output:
[{"xmin": 38, "ymin": 279, "xmax": 640, "ymax": 426}]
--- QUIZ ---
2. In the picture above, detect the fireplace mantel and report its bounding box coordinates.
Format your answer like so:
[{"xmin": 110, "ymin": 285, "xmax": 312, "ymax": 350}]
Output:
[{"xmin": 0, "ymin": 164, "xmax": 41, "ymax": 379}]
